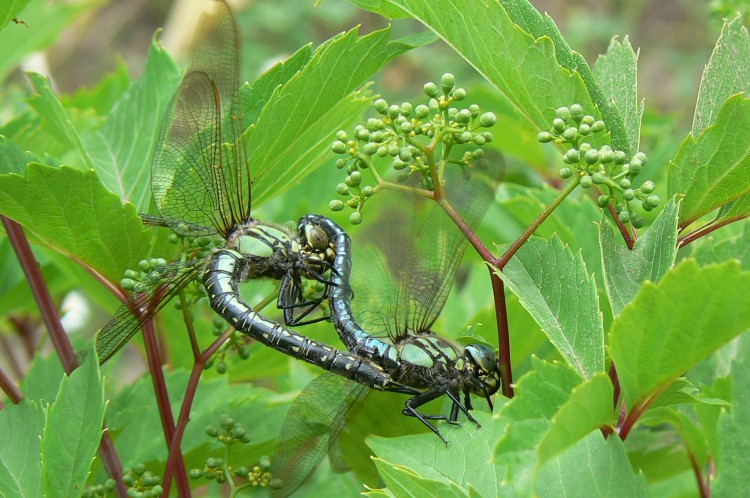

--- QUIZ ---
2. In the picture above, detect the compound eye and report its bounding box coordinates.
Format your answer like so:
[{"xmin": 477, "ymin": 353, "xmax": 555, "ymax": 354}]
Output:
[
  {"xmin": 304, "ymin": 225, "xmax": 329, "ymax": 251},
  {"xmin": 464, "ymin": 343, "xmax": 498, "ymax": 374}
]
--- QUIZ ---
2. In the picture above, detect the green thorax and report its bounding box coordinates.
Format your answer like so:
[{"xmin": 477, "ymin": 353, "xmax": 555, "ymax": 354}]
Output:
[{"xmin": 225, "ymin": 222, "xmax": 292, "ymax": 259}]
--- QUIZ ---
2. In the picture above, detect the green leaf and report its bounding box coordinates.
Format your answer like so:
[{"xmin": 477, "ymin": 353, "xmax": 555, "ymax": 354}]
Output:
[
  {"xmin": 346, "ymin": 0, "xmax": 410, "ymax": 18},
  {"xmin": 713, "ymin": 194, "xmax": 750, "ymax": 226},
  {"xmin": 376, "ymin": 0, "xmax": 598, "ymax": 149},
  {"xmin": 498, "ymin": 0, "xmax": 628, "ymax": 154},
  {"xmin": 594, "ymin": 36, "xmax": 643, "ymax": 154},
  {"xmin": 600, "ymin": 198, "xmax": 679, "ymax": 316},
  {"xmin": 64, "ymin": 60, "xmax": 131, "ymax": 115},
  {"xmin": 82, "ymin": 38, "xmax": 182, "ymax": 211},
  {"xmin": 0, "ymin": 399, "xmax": 45, "ymax": 498},
  {"xmin": 0, "ymin": 0, "xmax": 30, "ymax": 31},
  {"xmin": 248, "ymin": 27, "xmax": 432, "ymax": 206},
  {"xmin": 0, "ymin": 163, "xmax": 151, "ymax": 283},
  {"xmin": 41, "ymin": 351, "xmax": 105, "ymax": 498},
  {"xmin": 0, "ymin": 0, "xmax": 96, "ymax": 82},
  {"xmin": 371, "ymin": 459, "xmax": 470, "ymax": 498},
  {"xmin": 693, "ymin": 16, "xmax": 750, "ymax": 136},
  {"xmin": 25, "ymin": 72, "xmax": 96, "ymax": 170},
  {"xmin": 535, "ymin": 432, "xmax": 649, "ymax": 497},
  {"xmin": 692, "ymin": 222, "xmax": 750, "ymax": 270},
  {"xmin": 609, "ymin": 259, "xmax": 750, "ymax": 410},
  {"xmin": 668, "ymin": 94, "xmax": 750, "ymax": 228},
  {"xmin": 714, "ymin": 334, "xmax": 750, "ymax": 497},
  {"xmin": 494, "ymin": 359, "xmax": 585, "ymax": 496},
  {"xmin": 368, "ymin": 412, "xmax": 509, "ymax": 498},
  {"xmin": 647, "ymin": 378, "xmax": 728, "ymax": 410},
  {"xmin": 0, "ymin": 134, "xmax": 40, "ymax": 174},
  {"xmin": 499, "ymin": 235, "xmax": 604, "ymax": 378},
  {"xmin": 536, "ymin": 372, "xmax": 614, "ymax": 467}
]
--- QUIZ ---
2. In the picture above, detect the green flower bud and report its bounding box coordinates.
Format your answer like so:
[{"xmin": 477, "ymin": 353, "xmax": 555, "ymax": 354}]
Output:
[
  {"xmin": 362, "ymin": 185, "xmax": 374, "ymax": 197},
  {"xmin": 473, "ymin": 134, "xmax": 486, "ymax": 146},
  {"xmin": 483, "ymin": 132, "xmax": 494, "ymax": 142},
  {"xmin": 579, "ymin": 123, "xmax": 591, "ymax": 136},
  {"xmin": 349, "ymin": 171, "xmax": 362, "ymax": 185},
  {"xmin": 205, "ymin": 425, "xmax": 218, "ymax": 437},
  {"xmin": 453, "ymin": 88, "xmax": 466, "ymax": 100},
  {"xmin": 641, "ymin": 180, "xmax": 655, "ymax": 194},
  {"xmin": 424, "ymin": 82, "xmax": 438, "ymax": 97},
  {"xmin": 376, "ymin": 146, "xmax": 388, "ymax": 157},
  {"xmin": 633, "ymin": 151, "xmax": 648, "ymax": 164},
  {"xmin": 238, "ymin": 346, "xmax": 250, "ymax": 359},
  {"xmin": 581, "ymin": 115, "xmax": 595, "ymax": 126},
  {"xmin": 580, "ymin": 175, "xmax": 593, "ymax": 188},
  {"xmin": 559, "ymin": 167, "xmax": 573, "ymax": 178},
  {"xmin": 392, "ymin": 158, "xmax": 407, "ymax": 170},
  {"xmin": 570, "ymin": 104, "xmax": 584, "ymax": 119},
  {"xmin": 400, "ymin": 121, "xmax": 413, "ymax": 133},
  {"xmin": 597, "ymin": 195, "xmax": 610, "ymax": 207},
  {"xmin": 349, "ymin": 212, "xmax": 362, "ymax": 225},
  {"xmin": 336, "ymin": 183, "xmax": 349, "ymax": 195},
  {"xmin": 591, "ymin": 120, "xmax": 606, "ymax": 133},
  {"xmin": 138, "ymin": 260, "xmax": 150, "ymax": 270},
  {"xmin": 537, "ymin": 131, "xmax": 555, "ymax": 143},
  {"xmin": 121, "ymin": 278, "xmax": 135, "ymax": 291},
  {"xmin": 564, "ymin": 148, "xmax": 581, "ymax": 163},
  {"xmin": 387, "ymin": 143, "xmax": 400, "ymax": 156},
  {"xmin": 189, "ymin": 469, "xmax": 203, "ymax": 479},
  {"xmin": 387, "ymin": 105, "xmax": 400, "ymax": 119},
  {"xmin": 584, "ymin": 149, "xmax": 599, "ymax": 165},
  {"xmin": 331, "ymin": 140, "xmax": 347, "ymax": 154},
  {"xmin": 235, "ymin": 466, "xmax": 250, "ymax": 477},
  {"xmin": 346, "ymin": 197, "xmax": 359, "ymax": 208},
  {"xmin": 399, "ymin": 148, "xmax": 413, "ymax": 162},
  {"xmin": 457, "ymin": 109, "xmax": 472, "ymax": 123},
  {"xmin": 479, "ymin": 112, "xmax": 496, "ymax": 127},
  {"xmin": 356, "ymin": 128, "xmax": 370, "ymax": 141},
  {"xmin": 399, "ymin": 102, "xmax": 413, "ymax": 116},
  {"xmin": 459, "ymin": 131, "xmax": 472, "ymax": 143},
  {"xmin": 562, "ymin": 127, "xmax": 578, "ymax": 141},
  {"xmin": 623, "ymin": 188, "xmax": 635, "ymax": 200},
  {"xmin": 599, "ymin": 148, "xmax": 614, "ymax": 163},
  {"xmin": 428, "ymin": 98, "xmax": 440, "ymax": 113},
  {"xmin": 579, "ymin": 143, "xmax": 592, "ymax": 153},
  {"xmin": 448, "ymin": 107, "xmax": 458, "ymax": 120},
  {"xmin": 441, "ymin": 73, "xmax": 456, "ymax": 93},
  {"xmin": 334, "ymin": 158, "xmax": 346, "ymax": 169},
  {"xmin": 618, "ymin": 210, "xmax": 631, "ymax": 223},
  {"xmin": 619, "ymin": 178, "xmax": 631, "ymax": 189},
  {"xmin": 555, "ymin": 106, "xmax": 571, "ymax": 120},
  {"xmin": 628, "ymin": 160, "xmax": 641, "ymax": 174},
  {"xmin": 645, "ymin": 194, "xmax": 660, "ymax": 208},
  {"xmin": 631, "ymin": 214, "xmax": 644, "ymax": 228},
  {"xmin": 591, "ymin": 172, "xmax": 606, "ymax": 184},
  {"xmin": 469, "ymin": 104, "xmax": 480, "ymax": 117},
  {"xmin": 613, "ymin": 150, "xmax": 627, "ymax": 164},
  {"xmin": 335, "ymin": 130, "xmax": 348, "ymax": 141},
  {"xmin": 415, "ymin": 104, "xmax": 429, "ymax": 117},
  {"xmin": 472, "ymin": 148, "xmax": 485, "ymax": 159},
  {"xmin": 231, "ymin": 426, "xmax": 246, "ymax": 439},
  {"xmin": 362, "ymin": 142, "xmax": 377, "ymax": 155},
  {"xmin": 346, "ymin": 162, "xmax": 358, "ymax": 173},
  {"xmin": 552, "ymin": 118, "xmax": 566, "ymax": 133},
  {"xmin": 216, "ymin": 360, "xmax": 227, "ymax": 374},
  {"xmin": 374, "ymin": 99, "xmax": 388, "ymax": 114}
]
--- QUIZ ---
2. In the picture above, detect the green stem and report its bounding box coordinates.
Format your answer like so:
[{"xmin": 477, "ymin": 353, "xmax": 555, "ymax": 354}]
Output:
[
  {"xmin": 495, "ymin": 175, "xmax": 581, "ymax": 270},
  {"xmin": 178, "ymin": 291, "xmax": 201, "ymax": 362}
]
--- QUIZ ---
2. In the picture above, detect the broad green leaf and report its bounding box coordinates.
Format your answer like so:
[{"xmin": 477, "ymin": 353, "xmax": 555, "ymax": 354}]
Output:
[
  {"xmin": 372, "ymin": 0, "xmax": 598, "ymax": 149},
  {"xmin": 639, "ymin": 407, "xmax": 709, "ymax": 469},
  {"xmin": 609, "ymin": 259, "xmax": 750, "ymax": 410},
  {"xmin": 692, "ymin": 222, "xmax": 750, "ymax": 269},
  {"xmin": 600, "ymin": 198, "xmax": 679, "ymax": 316},
  {"xmin": 20, "ymin": 348, "xmax": 66, "ymax": 405},
  {"xmin": 498, "ymin": 0, "xmax": 627, "ymax": 153},
  {"xmin": 693, "ymin": 16, "xmax": 750, "ymax": 136},
  {"xmin": 0, "ymin": 163, "xmax": 151, "ymax": 283},
  {"xmin": 371, "ymin": 459, "xmax": 470, "ymax": 498},
  {"xmin": 0, "ymin": 134, "xmax": 39, "ymax": 174},
  {"xmin": 347, "ymin": 0, "xmax": 409, "ymax": 18},
  {"xmin": 0, "ymin": 0, "xmax": 30, "ymax": 31},
  {"xmin": 713, "ymin": 193, "xmax": 750, "ymax": 226},
  {"xmin": 64, "ymin": 60, "xmax": 131, "ymax": 115},
  {"xmin": 536, "ymin": 372, "xmax": 614, "ymax": 467},
  {"xmin": 714, "ymin": 334, "xmax": 750, "ymax": 497},
  {"xmin": 369, "ymin": 412, "xmax": 509, "ymax": 498},
  {"xmin": 41, "ymin": 352, "xmax": 105, "ymax": 498},
  {"xmin": 668, "ymin": 94, "xmax": 750, "ymax": 228},
  {"xmin": 82, "ymin": 38, "xmax": 182, "ymax": 211},
  {"xmin": 494, "ymin": 359, "xmax": 583, "ymax": 496},
  {"xmin": 594, "ymin": 36, "xmax": 643, "ymax": 154},
  {"xmin": 0, "ymin": 0, "xmax": 97, "ymax": 82},
  {"xmin": 535, "ymin": 432, "xmax": 649, "ymax": 497},
  {"xmin": 647, "ymin": 378, "xmax": 728, "ymax": 410},
  {"xmin": 499, "ymin": 235, "xmax": 604, "ymax": 378},
  {"xmin": 248, "ymin": 27, "xmax": 434, "ymax": 206},
  {"xmin": 0, "ymin": 400, "xmax": 45, "ymax": 498},
  {"xmin": 25, "ymin": 72, "xmax": 95, "ymax": 170}
]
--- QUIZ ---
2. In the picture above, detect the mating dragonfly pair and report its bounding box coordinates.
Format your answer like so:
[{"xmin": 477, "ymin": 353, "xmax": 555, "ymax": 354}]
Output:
[{"xmin": 95, "ymin": 0, "xmax": 502, "ymax": 494}]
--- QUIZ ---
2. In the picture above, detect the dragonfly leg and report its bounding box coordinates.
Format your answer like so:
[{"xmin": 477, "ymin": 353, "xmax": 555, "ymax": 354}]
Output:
[
  {"xmin": 445, "ymin": 390, "xmax": 481, "ymax": 429},
  {"xmin": 401, "ymin": 388, "xmax": 459, "ymax": 444},
  {"xmin": 278, "ymin": 272, "xmax": 330, "ymax": 326}
]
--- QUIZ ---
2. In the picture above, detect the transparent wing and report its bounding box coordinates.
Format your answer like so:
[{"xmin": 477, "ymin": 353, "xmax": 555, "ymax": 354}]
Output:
[
  {"xmin": 350, "ymin": 162, "xmax": 502, "ymax": 341},
  {"xmin": 270, "ymin": 374, "xmax": 368, "ymax": 498},
  {"xmin": 151, "ymin": 0, "xmax": 250, "ymax": 238},
  {"xmin": 95, "ymin": 260, "xmax": 205, "ymax": 363}
]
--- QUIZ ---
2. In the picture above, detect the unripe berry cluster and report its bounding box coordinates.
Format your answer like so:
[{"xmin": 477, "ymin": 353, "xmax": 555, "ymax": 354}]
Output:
[
  {"xmin": 83, "ymin": 464, "xmax": 163, "ymax": 497},
  {"xmin": 189, "ymin": 415, "xmax": 271, "ymax": 487},
  {"xmin": 204, "ymin": 325, "xmax": 252, "ymax": 374},
  {"xmin": 329, "ymin": 73, "xmax": 496, "ymax": 224},
  {"xmin": 538, "ymin": 105, "xmax": 660, "ymax": 228}
]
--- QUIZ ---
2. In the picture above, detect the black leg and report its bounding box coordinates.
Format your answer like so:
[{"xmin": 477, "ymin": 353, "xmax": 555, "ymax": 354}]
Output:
[{"xmin": 401, "ymin": 388, "xmax": 456, "ymax": 444}]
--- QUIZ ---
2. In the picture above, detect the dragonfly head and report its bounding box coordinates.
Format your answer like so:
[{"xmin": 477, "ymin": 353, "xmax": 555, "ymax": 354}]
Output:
[
  {"xmin": 298, "ymin": 222, "xmax": 336, "ymax": 265},
  {"xmin": 463, "ymin": 343, "xmax": 501, "ymax": 398}
]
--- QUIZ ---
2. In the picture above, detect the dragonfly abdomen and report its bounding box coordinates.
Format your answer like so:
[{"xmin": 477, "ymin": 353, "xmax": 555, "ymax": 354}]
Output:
[{"xmin": 204, "ymin": 249, "xmax": 395, "ymax": 390}]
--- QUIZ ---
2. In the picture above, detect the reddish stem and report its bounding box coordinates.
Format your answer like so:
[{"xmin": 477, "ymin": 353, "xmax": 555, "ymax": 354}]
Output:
[
  {"xmin": 0, "ymin": 365, "xmax": 23, "ymax": 404},
  {"xmin": 161, "ymin": 328, "xmax": 234, "ymax": 495},
  {"xmin": 606, "ymin": 203, "xmax": 636, "ymax": 249},
  {"xmin": 678, "ymin": 214, "xmax": 750, "ymax": 248},
  {"xmin": 490, "ymin": 271, "xmax": 514, "ymax": 398},
  {"xmin": 609, "ymin": 362, "xmax": 620, "ymax": 411},
  {"xmin": 688, "ymin": 448, "xmax": 709, "ymax": 498}
]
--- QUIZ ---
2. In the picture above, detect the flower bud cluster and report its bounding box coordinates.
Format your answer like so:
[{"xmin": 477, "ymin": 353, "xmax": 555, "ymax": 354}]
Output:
[
  {"xmin": 329, "ymin": 73, "xmax": 496, "ymax": 224},
  {"xmin": 538, "ymin": 105, "xmax": 660, "ymax": 228},
  {"xmin": 83, "ymin": 464, "xmax": 163, "ymax": 497},
  {"xmin": 190, "ymin": 415, "xmax": 270, "ymax": 486}
]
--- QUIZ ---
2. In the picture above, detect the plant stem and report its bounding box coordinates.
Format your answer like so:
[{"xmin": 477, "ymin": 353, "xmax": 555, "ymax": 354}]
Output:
[
  {"xmin": 178, "ymin": 292, "xmax": 201, "ymax": 362},
  {"xmin": 490, "ymin": 271, "xmax": 514, "ymax": 398},
  {"xmin": 609, "ymin": 362, "xmax": 621, "ymax": 411},
  {"xmin": 687, "ymin": 447, "xmax": 709, "ymax": 498},
  {"xmin": 606, "ymin": 202, "xmax": 636, "ymax": 249},
  {"xmin": 162, "ymin": 328, "xmax": 234, "ymax": 494},
  {"xmin": 495, "ymin": 175, "xmax": 582, "ymax": 270},
  {"xmin": 677, "ymin": 214, "xmax": 750, "ymax": 248},
  {"xmin": 0, "ymin": 365, "xmax": 23, "ymax": 404},
  {"xmin": 1, "ymin": 216, "xmax": 129, "ymax": 498}
]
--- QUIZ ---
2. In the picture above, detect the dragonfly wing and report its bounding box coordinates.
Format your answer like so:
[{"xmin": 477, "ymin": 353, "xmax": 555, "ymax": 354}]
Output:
[
  {"xmin": 151, "ymin": 0, "xmax": 250, "ymax": 238},
  {"xmin": 270, "ymin": 373, "xmax": 368, "ymax": 498},
  {"xmin": 95, "ymin": 260, "xmax": 205, "ymax": 363}
]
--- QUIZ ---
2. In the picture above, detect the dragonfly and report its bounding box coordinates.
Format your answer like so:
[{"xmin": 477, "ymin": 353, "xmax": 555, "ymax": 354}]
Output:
[
  {"xmin": 270, "ymin": 164, "xmax": 503, "ymax": 497},
  {"xmin": 95, "ymin": 0, "xmax": 339, "ymax": 363}
]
